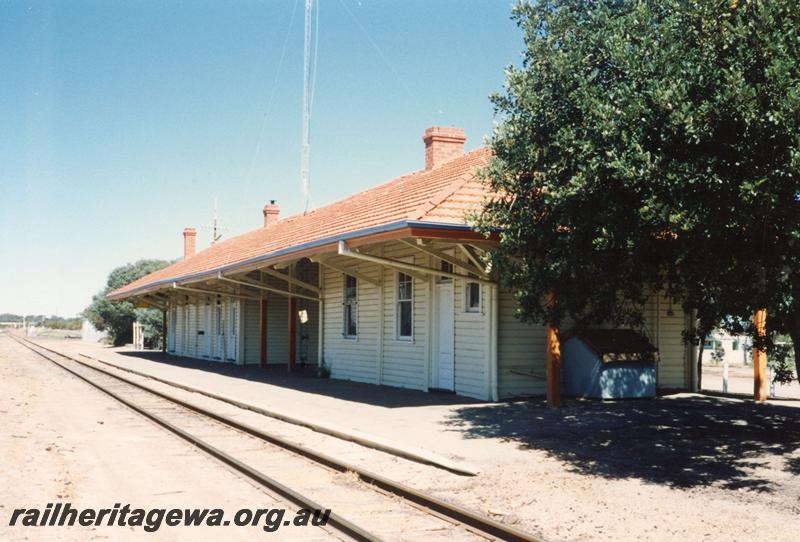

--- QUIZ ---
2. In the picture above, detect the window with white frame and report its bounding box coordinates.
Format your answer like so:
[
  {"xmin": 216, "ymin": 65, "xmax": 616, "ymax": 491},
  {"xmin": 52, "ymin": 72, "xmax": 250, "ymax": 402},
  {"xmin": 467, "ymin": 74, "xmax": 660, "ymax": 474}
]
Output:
[
  {"xmin": 464, "ymin": 281, "xmax": 481, "ymax": 313},
  {"xmin": 438, "ymin": 258, "xmax": 453, "ymax": 282},
  {"xmin": 343, "ymin": 275, "xmax": 358, "ymax": 338},
  {"xmin": 397, "ymin": 272, "xmax": 413, "ymax": 339}
]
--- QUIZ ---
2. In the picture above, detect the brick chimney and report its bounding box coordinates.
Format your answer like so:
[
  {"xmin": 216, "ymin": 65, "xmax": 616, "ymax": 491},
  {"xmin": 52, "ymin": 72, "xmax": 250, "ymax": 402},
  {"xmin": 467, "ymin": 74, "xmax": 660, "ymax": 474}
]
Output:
[
  {"xmin": 423, "ymin": 126, "xmax": 466, "ymax": 170},
  {"xmin": 263, "ymin": 200, "xmax": 280, "ymax": 228},
  {"xmin": 183, "ymin": 227, "xmax": 196, "ymax": 259}
]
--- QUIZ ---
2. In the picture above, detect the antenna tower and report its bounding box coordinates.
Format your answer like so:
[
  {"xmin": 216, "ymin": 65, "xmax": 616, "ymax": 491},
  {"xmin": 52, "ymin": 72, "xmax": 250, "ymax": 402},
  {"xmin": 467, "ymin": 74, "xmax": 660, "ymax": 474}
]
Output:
[{"xmin": 301, "ymin": 0, "xmax": 314, "ymax": 214}]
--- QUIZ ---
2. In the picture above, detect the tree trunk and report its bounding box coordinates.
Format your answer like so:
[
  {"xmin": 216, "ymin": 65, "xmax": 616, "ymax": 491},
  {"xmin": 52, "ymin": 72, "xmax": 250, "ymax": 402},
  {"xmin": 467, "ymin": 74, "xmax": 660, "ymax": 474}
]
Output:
[
  {"xmin": 787, "ymin": 315, "xmax": 800, "ymax": 384},
  {"xmin": 696, "ymin": 338, "xmax": 704, "ymax": 391},
  {"xmin": 695, "ymin": 323, "xmax": 710, "ymax": 392}
]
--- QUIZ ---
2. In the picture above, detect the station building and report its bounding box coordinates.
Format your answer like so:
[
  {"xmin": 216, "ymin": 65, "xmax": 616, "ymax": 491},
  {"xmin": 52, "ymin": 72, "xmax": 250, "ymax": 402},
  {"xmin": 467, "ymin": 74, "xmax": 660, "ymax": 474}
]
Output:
[{"xmin": 108, "ymin": 127, "xmax": 696, "ymax": 401}]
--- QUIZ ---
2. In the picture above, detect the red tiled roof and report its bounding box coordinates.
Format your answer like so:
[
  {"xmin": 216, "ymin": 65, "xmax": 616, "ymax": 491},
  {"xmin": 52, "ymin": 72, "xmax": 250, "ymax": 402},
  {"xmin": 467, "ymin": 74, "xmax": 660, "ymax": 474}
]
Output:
[{"xmin": 109, "ymin": 147, "xmax": 492, "ymax": 299}]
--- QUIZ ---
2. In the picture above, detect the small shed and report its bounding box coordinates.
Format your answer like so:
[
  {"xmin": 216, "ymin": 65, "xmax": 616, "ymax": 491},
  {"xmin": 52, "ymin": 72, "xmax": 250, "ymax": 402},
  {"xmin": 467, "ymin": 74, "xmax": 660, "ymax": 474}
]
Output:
[{"xmin": 562, "ymin": 329, "xmax": 658, "ymax": 399}]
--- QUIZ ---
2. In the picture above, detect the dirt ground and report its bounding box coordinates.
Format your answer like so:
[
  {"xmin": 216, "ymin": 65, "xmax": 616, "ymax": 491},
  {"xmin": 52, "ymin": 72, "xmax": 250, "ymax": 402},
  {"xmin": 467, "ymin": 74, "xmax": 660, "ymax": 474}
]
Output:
[
  {"xmin": 702, "ymin": 363, "xmax": 800, "ymax": 399},
  {"xmin": 5, "ymin": 335, "xmax": 800, "ymax": 542},
  {"xmin": 432, "ymin": 395, "xmax": 800, "ymax": 541},
  {"xmin": 0, "ymin": 337, "xmax": 338, "ymax": 541}
]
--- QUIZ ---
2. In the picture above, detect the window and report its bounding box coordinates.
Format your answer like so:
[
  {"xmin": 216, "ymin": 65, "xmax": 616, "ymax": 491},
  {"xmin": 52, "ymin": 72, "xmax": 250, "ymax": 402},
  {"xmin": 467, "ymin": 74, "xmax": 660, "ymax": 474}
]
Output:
[
  {"xmin": 465, "ymin": 282, "xmax": 481, "ymax": 313},
  {"xmin": 732, "ymin": 339, "xmax": 739, "ymax": 351},
  {"xmin": 216, "ymin": 302, "xmax": 223, "ymax": 336},
  {"xmin": 343, "ymin": 275, "xmax": 358, "ymax": 338},
  {"xmin": 438, "ymin": 259, "xmax": 453, "ymax": 282},
  {"xmin": 397, "ymin": 272, "xmax": 413, "ymax": 339}
]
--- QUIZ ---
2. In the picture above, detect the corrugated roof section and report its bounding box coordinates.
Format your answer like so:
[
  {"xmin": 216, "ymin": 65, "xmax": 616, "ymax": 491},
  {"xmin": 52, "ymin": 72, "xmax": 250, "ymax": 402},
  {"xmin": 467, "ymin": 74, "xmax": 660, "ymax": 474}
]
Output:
[{"xmin": 110, "ymin": 147, "xmax": 492, "ymax": 298}]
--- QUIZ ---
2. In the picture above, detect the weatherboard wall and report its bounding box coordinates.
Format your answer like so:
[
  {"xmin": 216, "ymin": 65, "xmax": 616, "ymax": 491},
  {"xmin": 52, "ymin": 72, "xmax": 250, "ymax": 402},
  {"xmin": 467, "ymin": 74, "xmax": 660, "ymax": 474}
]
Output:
[{"xmin": 496, "ymin": 290, "xmax": 691, "ymax": 399}]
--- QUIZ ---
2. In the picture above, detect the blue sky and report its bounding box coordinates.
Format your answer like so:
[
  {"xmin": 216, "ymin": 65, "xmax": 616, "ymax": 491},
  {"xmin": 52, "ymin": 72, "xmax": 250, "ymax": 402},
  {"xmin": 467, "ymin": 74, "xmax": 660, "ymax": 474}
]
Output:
[{"xmin": 0, "ymin": 0, "xmax": 522, "ymax": 317}]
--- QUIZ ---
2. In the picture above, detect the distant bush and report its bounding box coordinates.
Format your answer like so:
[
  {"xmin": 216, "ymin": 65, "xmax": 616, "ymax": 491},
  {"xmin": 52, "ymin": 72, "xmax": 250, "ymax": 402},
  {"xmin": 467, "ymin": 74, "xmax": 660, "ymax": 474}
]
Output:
[
  {"xmin": 83, "ymin": 259, "xmax": 172, "ymax": 347},
  {"xmin": 42, "ymin": 316, "xmax": 82, "ymax": 330}
]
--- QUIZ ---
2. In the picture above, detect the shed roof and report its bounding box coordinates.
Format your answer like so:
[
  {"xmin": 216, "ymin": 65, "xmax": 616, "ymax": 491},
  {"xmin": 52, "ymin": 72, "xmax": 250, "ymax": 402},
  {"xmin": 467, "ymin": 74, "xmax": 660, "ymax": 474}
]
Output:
[{"xmin": 109, "ymin": 147, "xmax": 492, "ymax": 300}]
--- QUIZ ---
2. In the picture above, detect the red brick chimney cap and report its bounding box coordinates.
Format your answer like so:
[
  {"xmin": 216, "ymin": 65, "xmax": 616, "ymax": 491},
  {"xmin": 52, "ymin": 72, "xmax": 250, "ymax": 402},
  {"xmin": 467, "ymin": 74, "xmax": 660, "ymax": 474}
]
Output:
[{"xmin": 423, "ymin": 126, "xmax": 467, "ymax": 143}]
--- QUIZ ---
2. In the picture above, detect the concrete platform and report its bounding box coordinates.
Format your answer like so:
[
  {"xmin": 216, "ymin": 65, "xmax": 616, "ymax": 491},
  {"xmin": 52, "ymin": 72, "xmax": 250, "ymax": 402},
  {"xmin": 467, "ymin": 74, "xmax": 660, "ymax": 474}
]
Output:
[
  {"xmin": 46, "ymin": 339, "xmax": 500, "ymax": 470},
  {"xmin": 23, "ymin": 337, "xmax": 800, "ymax": 542}
]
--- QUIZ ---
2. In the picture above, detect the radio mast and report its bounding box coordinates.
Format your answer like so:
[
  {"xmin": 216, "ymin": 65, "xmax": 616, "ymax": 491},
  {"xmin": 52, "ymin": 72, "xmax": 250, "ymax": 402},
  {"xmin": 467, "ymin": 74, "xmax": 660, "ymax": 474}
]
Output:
[{"xmin": 301, "ymin": 0, "xmax": 314, "ymax": 214}]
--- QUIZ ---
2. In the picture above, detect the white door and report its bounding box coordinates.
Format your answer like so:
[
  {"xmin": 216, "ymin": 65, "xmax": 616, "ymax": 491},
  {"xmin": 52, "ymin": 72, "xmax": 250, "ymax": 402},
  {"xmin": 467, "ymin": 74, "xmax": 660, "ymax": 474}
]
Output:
[
  {"xmin": 226, "ymin": 300, "xmax": 238, "ymax": 362},
  {"xmin": 434, "ymin": 283, "xmax": 455, "ymax": 391},
  {"xmin": 202, "ymin": 303, "xmax": 212, "ymax": 358},
  {"xmin": 188, "ymin": 304, "xmax": 198, "ymax": 357},
  {"xmin": 182, "ymin": 305, "xmax": 190, "ymax": 356},
  {"xmin": 196, "ymin": 304, "xmax": 205, "ymax": 357},
  {"xmin": 213, "ymin": 302, "xmax": 224, "ymax": 360}
]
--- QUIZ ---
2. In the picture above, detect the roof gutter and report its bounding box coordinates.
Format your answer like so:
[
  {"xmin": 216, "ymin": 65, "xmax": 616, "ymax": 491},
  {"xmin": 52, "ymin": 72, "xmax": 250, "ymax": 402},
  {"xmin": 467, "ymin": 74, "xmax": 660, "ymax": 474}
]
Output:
[{"xmin": 107, "ymin": 220, "xmax": 486, "ymax": 301}]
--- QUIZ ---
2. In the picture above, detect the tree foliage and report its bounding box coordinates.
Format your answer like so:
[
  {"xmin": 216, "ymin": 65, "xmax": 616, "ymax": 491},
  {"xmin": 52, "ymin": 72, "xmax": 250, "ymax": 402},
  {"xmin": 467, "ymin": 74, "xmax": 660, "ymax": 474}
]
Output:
[
  {"xmin": 83, "ymin": 260, "xmax": 171, "ymax": 347},
  {"xmin": 480, "ymin": 0, "xmax": 800, "ymax": 379},
  {"xmin": 0, "ymin": 314, "xmax": 80, "ymax": 329}
]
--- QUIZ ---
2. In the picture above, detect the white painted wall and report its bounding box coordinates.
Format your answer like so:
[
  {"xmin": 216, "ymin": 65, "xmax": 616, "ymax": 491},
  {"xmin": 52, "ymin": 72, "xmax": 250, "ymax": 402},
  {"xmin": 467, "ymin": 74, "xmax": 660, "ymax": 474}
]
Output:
[
  {"xmin": 322, "ymin": 257, "xmax": 381, "ymax": 384},
  {"xmin": 380, "ymin": 246, "xmax": 428, "ymax": 392},
  {"xmin": 453, "ymin": 276, "xmax": 490, "ymax": 399},
  {"xmin": 243, "ymin": 299, "xmax": 260, "ymax": 364},
  {"xmin": 496, "ymin": 288, "xmax": 548, "ymax": 399},
  {"xmin": 495, "ymin": 289, "xmax": 691, "ymax": 399},
  {"xmin": 166, "ymin": 295, "xmax": 244, "ymax": 364},
  {"xmin": 320, "ymin": 241, "xmax": 495, "ymax": 400},
  {"xmin": 159, "ymin": 252, "xmax": 692, "ymax": 402}
]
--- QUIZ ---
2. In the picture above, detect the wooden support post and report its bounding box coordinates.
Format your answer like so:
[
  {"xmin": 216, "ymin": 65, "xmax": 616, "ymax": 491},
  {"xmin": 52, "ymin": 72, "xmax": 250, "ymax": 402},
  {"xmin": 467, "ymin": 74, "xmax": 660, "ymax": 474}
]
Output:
[
  {"xmin": 162, "ymin": 309, "xmax": 167, "ymax": 352},
  {"xmin": 754, "ymin": 308, "xmax": 768, "ymax": 402},
  {"xmin": 259, "ymin": 298, "xmax": 268, "ymax": 369},
  {"xmin": 546, "ymin": 324, "xmax": 562, "ymax": 408},
  {"xmin": 545, "ymin": 292, "xmax": 562, "ymax": 408},
  {"xmin": 288, "ymin": 297, "xmax": 297, "ymax": 372}
]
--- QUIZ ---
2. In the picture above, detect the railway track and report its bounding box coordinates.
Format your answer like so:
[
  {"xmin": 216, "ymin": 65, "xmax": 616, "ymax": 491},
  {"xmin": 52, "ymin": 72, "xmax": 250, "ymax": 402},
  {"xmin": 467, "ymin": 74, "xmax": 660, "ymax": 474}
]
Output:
[{"xmin": 8, "ymin": 334, "xmax": 543, "ymax": 542}]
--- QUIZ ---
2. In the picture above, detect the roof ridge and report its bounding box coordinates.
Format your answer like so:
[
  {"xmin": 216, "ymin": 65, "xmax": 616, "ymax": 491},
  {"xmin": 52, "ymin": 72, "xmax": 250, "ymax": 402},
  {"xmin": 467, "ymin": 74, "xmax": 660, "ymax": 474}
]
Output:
[
  {"xmin": 109, "ymin": 147, "xmax": 492, "ymax": 298},
  {"xmin": 408, "ymin": 169, "xmax": 475, "ymax": 221},
  {"xmin": 408, "ymin": 147, "xmax": 489, "ymax": 221}
]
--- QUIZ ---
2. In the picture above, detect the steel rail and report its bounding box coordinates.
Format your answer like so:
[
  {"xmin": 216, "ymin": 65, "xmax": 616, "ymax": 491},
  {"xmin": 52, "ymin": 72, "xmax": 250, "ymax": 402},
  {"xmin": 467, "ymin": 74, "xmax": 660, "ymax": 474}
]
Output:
[
  {"xmin": 12, "ymin": 335, "xmax": 544, "ymax": 542},
  {"xmin": 75, "ymin": 350, "xmax": 476, "ymax": 476},
  {"xmin": 11, "ymin": 335, "xmax": 378, "ymax": 542}
]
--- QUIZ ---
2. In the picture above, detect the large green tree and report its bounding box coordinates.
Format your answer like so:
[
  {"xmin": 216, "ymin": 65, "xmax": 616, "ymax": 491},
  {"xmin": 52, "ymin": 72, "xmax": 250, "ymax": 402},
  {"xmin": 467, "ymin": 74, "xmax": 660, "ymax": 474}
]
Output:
[
  {"xmin": 84, "ymin": 259, "xmax": 171, "ymax": 347},
  {"xmin": 480, "ymin": 0, "xmax": 800, "ymax": 379}
]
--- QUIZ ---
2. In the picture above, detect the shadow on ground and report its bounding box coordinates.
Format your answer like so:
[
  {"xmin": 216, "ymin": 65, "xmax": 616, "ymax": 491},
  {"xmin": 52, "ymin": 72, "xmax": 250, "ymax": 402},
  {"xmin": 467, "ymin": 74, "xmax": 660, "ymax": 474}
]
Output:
[
  {"xmin": 113, "ymin": 350, "xmax": 484, "ymax": 409},
  {"xmin": 445, "ymin": 395, "xmax": 800, "ymax": 490}
]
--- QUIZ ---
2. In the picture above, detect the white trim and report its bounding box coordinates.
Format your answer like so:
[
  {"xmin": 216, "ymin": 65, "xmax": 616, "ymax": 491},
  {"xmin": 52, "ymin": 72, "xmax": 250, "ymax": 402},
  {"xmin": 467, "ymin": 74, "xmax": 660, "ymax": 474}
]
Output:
[
  {"xmin": 462, "ymin": 280, "xmax": 482, "ymax": 314},
  {"xmin": 394, "ymin": 256, "xmax": 415, "ymax": 341},
  {"xmin": 376, "ymin": 247, "xmax": 385, "ymax": 384},
  {"xmin": 257, "ymin": 267, "xmax": 322, "ymax": 294},
  {"xmin": 399, "ymin": 239, "xmax": 487, "ymax": 278},
  {"xmin": 488, "ymin": 283, "xmax": 499, "ymax": 401},
  {"xmin": 432, "ymin": 279, "xmax": 455, "ymax": 391},
  {"xmin": 318, "ymin": 268, "xmax": 325, "ymax": 367},
  {"xmin": 338, "ymin": 240, "xmax": 496, "ymax": 286},
  {"xmin": 342, "ymin": 273, "xmax": 358, "ymax": 340},
  {"xmin": 236, "ymin": 299, "xmax": 245, "ymax": 365},
  {"xmin": 424, "ymin": 265, "xmax": 433, "ymax": 391}
]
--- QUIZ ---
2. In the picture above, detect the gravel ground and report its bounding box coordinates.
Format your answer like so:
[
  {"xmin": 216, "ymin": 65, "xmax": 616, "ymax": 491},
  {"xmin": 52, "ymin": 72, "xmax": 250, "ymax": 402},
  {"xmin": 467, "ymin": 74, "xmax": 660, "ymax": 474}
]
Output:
[
  {"xmin": 429, "ymin": 395, "xmax": 800, "ymax": 542},
  {"xmin": 12, "ymin": 335, "xmax": 800, "ymax": 542},
  {"xmin": 702, "ymin": 363, "xmax": 800, "ymax": 399},
  {"xmin": 0, "ymin": 336, "xmax": 339, "ymax": 541}
]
